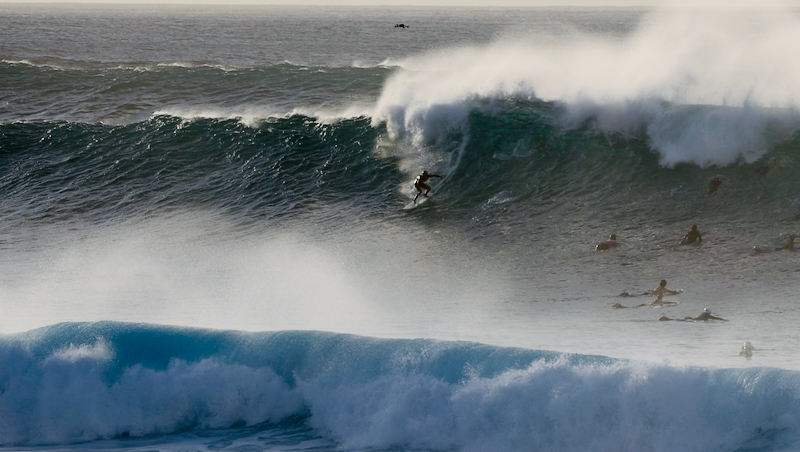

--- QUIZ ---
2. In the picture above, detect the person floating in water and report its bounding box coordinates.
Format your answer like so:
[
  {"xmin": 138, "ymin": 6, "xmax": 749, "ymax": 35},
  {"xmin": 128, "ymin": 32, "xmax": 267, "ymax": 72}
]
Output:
[
  {"xmin": 659, "ymin": 308, "xmax": 728, "ymax": 322},
  {"xmin": 740, "ymin": 341, "xmax": 755, "ymax": 357},
  {"xmin": 614, "ymin": 280, "xmax": 681, "ymax": 308},
  {"xmin": 708, "ymin": 175, "xmax": 722, "ymax": 195},
  {"xmin": 596, "ymin": 234, "xmax": 618, "ymax": 251},
  {"xmin": 680, "ymin": 224, "xmax": 702, "ymax": 246},
  {"xmin": 651, "ymin": 279, "xmax": 680, "ymax": 300},
  {"xmin": 413, "ymin": 170, "xmax": 442, "ymax": 203},
  {"xmin": 752, "ymin": 233, "xmax": 795, "ymax": 253},
  {"xmin": 618, "ymin": 279, "xmax": 680, "ymax": 298},
  {"xmin": 780, "ymin": 233, "xmax": 795, "ymax": 250}
]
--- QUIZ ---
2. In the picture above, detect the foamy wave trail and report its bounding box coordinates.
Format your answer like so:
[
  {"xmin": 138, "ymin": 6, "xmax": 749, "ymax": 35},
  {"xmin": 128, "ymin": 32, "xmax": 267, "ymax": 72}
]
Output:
[
  {"xmin": 373, "ymin": 8, "xmax": 800, "ymax": 168},
  {"xmin": 1, "ymin": 322, "xmax": 800, "ymax": 451}
]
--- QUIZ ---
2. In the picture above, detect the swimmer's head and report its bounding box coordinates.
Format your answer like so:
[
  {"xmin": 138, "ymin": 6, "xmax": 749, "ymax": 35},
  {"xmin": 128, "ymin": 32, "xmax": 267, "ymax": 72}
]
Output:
[
  {"xmin": 703, "ymin": 307, "xmax": 711, "ymax": 313},
  {"xmin": 660, "ymin": 279, "xmax": 667, "ymax": 287},
  {"xmin": 691, "ymin": 224, "xmax": 698, "ymax": 231},
  {"xmin": 610, "ymin": 234, "xmax": 616, "ymax": 240}
]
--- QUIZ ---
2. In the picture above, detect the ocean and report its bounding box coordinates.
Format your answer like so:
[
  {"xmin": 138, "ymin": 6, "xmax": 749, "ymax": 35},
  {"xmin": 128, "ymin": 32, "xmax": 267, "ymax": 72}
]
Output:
[{"xmin": 2, "ymin": 3, "xmax": 800, "ymax": 451}]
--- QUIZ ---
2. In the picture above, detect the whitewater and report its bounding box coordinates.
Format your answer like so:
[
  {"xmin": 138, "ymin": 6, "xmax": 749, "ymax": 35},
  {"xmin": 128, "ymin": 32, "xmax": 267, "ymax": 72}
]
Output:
[{"xmin": 2, "ymin": 3, "xmax": 800, "ymax": 451}]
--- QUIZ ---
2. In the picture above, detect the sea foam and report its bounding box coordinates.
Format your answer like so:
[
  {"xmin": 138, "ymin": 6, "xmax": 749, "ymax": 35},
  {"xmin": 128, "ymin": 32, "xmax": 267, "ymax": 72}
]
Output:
[
  {"xmin": 2, "ymin": 323, "xmax": 800, "ymax": 451},
  {"xmin": 372, "ymin": 7, "xmax": 800, "ymax": 167}
]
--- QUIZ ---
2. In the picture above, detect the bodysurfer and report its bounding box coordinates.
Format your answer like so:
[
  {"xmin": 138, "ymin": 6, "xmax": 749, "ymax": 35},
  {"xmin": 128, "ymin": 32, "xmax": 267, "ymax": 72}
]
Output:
[{"xmin": 413, "ymin": 170, "xmax": 442, "ymax": 203}]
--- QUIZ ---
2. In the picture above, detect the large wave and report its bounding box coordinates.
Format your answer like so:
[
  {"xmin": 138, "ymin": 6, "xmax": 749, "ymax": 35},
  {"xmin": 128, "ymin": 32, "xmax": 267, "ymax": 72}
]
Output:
[
  {"xmin": 372, "ymin": 8, "xmax": 800, "ymax": 167},
  {"xmin": 2, "ymin": 108, "xmax": 800, "ymax": 236},
  {"xmin": 1, "ymin": 322, "xmax": 799, "ymax": 451}
]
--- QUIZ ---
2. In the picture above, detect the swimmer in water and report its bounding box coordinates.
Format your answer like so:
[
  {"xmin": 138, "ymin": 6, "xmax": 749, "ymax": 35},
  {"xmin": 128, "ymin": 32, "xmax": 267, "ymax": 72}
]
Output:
[
  {"xmin": 679, "ymin": 224, "xmax": 702, "ymax": 246},
  {"xmin": 780, "ymin": 233, "xmax": 795, "ymax": 251},
  {"xmin": 614, "ymin": 280, "xmax": 681, "ymax": 308},
  {"xmin": 618, "ymin": 279, "xmax": 680, "ymax": 298},
  {"xmin": 659, "ymin": 308, "xmax": 728, "ymax": 322},
  {"xmin": 752, "ymin": 233, "xmax": 795, "ymax": 253},
  {"xmin": 651, "ymin": 279, "xmax": 680, "ymax": 300},
  {"xmin": 413, "ymin": 170, "xmax": 442, "ymax": 203},
  {"xmin": 596, "ymin": 234, "xmax": 618, "ymax": 251}
]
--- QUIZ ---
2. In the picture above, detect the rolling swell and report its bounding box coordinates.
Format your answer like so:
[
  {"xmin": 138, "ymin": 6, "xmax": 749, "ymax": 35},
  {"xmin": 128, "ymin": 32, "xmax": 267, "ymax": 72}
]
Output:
[
  {"xmin": 403, "ymin": 99, "xmax": 800, "ymax": 226},
  {"xmin": 3, "ymin": 100, "xmax": 800, "ymax": 238},
  {"xmin": 0, "ymin": 116, "xmax": 398, "ymax": 230},
  {"xmin": 0, "ymin": 61, "xmax": 391, "ymax": 124},
  {"xmin": 1, "ymin": 322, "xmax": 800, "ymax": 451}
]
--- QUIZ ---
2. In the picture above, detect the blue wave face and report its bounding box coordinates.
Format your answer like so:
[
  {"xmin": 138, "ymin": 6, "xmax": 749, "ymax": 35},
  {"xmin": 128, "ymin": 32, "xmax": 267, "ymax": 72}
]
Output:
[{"xmin": 1, "ymin": 322, "xmax": 799, "ymax": 451}]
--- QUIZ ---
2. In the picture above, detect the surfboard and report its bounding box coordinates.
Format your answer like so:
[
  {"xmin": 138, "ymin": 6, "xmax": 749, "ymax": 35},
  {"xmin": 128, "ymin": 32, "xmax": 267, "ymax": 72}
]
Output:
[
  {"xmin": 618, "ymin": 289, "xmax": 682, "ymax": 298},
  {"xmin": 638, "ymin": 300, "xmax": 680, "ymax": 308},
  {"xmin": 404, "ymin": 194, "xmax": 432, "ymax": 210}
]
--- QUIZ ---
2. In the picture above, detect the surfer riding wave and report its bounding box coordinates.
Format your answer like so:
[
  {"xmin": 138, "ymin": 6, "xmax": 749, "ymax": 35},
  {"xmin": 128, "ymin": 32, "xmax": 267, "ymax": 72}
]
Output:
[{"xmin": 413, "ymin": 171, "xmax": 442, "ymax": 203}]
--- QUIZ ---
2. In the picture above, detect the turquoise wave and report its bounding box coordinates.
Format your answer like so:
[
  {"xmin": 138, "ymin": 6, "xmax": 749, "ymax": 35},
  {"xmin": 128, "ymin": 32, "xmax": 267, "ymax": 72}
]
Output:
[{"xmin": 1, "ymin": 322, "xmax": 799, "ymax": 451}]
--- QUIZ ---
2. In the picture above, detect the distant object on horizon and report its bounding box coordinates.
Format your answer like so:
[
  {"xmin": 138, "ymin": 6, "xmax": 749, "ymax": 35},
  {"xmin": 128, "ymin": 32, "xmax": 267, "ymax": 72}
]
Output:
[{"xmin": 394, "ymin": 23, "xmax": 408, "ymax": 28}]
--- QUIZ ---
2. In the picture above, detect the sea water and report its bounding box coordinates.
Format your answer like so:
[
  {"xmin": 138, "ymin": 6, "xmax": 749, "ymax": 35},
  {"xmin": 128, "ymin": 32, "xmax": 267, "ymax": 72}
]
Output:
[{"xmin": 2, "ymin": 4, "xmax": 800, "ymax": 451}]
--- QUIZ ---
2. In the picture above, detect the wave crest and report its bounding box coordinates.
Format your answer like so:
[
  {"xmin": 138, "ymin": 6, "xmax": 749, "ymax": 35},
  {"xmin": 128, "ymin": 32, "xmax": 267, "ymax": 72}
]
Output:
[
  {"xmin": 3, "ymin": 323, "xmax": 800, "ymax": 451},
  {"xmin": 373, "ymin": 8, "xmax": 800, "ymax": 167}
]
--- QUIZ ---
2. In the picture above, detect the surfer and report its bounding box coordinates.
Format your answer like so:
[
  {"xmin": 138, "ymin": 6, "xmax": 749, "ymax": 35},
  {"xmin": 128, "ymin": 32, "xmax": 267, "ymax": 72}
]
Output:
[
  {"xmin": 618, "ymin": 279, "xmax": 679, "ymax": 298},
  {"xmin": 740, "ymin": 341, "xmax": 755, "ymax": 357},
  {"xmin": 754, "ymin": 160, "xmax": 778, "ymax": 176},
  {"xmin": 596, "ymin": 234, "xmax": 618, "ymax": 251},
  {"xmin": 614, "ymin": 280, "xmax": 681, "ymax": 308},
  {"xmin": 413, "ymin": 170, "xmax": 442, "ymax": 203},
  {"xmin": 651, "ymin": 279, "xmax": 679, "ymax": 299},
  {"xmin": 679, "ymin": 224, "xmax": 702, "ymax": 246},
  {"xmin": 708, "ymin": 175, "xmax": 722, "ymax": 195},
  {"xmin": 659, "ymin": 308, "xmax": 728, "ymax": 322},
  {"xmin": 752, "ymin": 233, "xmax": 795, "ymax": 253}
]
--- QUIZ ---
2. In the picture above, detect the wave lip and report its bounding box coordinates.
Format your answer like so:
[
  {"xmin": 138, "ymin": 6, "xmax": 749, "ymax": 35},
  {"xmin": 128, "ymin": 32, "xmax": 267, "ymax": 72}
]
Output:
[{"xmin": 371, "ymin": 7, "xmax": 800, "ymax": 168}]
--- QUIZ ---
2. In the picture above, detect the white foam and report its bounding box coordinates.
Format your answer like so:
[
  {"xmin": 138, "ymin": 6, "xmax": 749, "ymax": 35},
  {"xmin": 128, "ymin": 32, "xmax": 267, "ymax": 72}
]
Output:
[
  {"xmin": 0, "ymin": 345, "xmax": 304, "ymax": 445},
  {"xmin": 372, "ymin": 7, "xmax": 800, "ymax": 166},
  {"xmin": 299, "ymin": 358, "xmax": 798, "ymax": 452},
  {"xmin": 154, "ymin": 104, "xmax": 373, "ymax": 127},
  {"xmin": 46, "ymin": 340, "xmax": 113, "ymax": 364}
]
